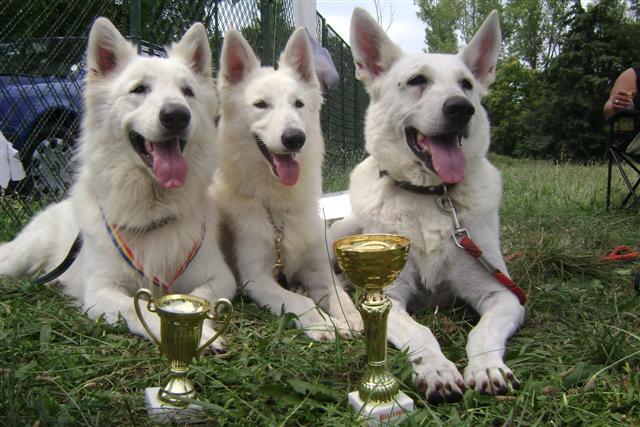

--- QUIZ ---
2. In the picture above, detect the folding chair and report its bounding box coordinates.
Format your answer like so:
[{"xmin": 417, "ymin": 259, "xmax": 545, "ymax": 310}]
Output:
[{"xmin": 606, "ymin": 109, "xmax": 640, "ymax": 209}]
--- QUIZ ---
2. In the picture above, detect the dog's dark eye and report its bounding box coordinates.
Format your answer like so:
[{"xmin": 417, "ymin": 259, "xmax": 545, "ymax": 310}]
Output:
[
  {"xmin": 407, "ymin": 75, "xmax": 428, "ymax": 87},
  {"xmin": 182, "ymin": 87, "xmax": 194, "ymax": 97},
  {"xmin": 295, "ymin": 99, "xmax": 304, "ymax": 108},
  {"xmin": 253, "ymin": 100, "xmax": 268, "ymax": 109},
  {"xmin": 130, "ymin": 84, "xmax": 147, "ymax": 94},
  {"xmin": 460, "ymin": 78, "xmax": 473, "ymax": 90}
]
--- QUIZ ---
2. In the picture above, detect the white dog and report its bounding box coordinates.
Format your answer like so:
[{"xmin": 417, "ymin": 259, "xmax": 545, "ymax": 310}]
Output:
[
  {"xmin": 212, "ymin": 28, "xmax": 362, "ymax": 341},
  {"xmin": 0, "ymin": 18, "xmax": 235, "ymax": 351},
  {"xmin": 330, "ymin": 8, "xmax": 526, "ymax": 402}
]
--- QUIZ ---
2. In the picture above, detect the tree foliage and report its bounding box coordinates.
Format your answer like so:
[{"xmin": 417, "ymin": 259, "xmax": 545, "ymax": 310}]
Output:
[{"xmin": 416, "ymin": 0, "xmax": 460, "ymax": 52}]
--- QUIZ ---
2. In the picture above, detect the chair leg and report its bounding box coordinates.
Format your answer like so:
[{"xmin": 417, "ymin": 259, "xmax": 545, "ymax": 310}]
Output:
[
  {"xmin": 621, "ymin": 176, "xmax": 640, "ymax": 207},
  {"xmin": 618, "ymin": 151, "xmax": 640, "ymax": 208},
  {"xmin": 611, "ymin": 149, "xmax": 640, "ymax": 209},
  {"xmin": 607, "ymin": 147, "xmax": 614, "ymax": 209}
]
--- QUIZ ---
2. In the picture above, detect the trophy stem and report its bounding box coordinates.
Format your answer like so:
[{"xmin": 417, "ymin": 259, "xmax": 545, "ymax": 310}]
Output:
[
  {"xmin": 357, "ymin": 288, "xmax": 399, "ymax": 403},
  {"xmin": 158, "ymin": 362, "xmax": 196, "ymax": 406}
]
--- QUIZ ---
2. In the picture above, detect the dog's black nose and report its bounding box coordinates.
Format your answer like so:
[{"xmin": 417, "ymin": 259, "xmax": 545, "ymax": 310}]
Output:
[
  {"xmin": 443, "ymin": 96, "xmax": 475, "ymax": 126},
  {"xmin": 160, "ymin": 104, "xmax": 191, "ymax": 132},
  {"xmin": 281, "ymin": 128, "xmax": 306, "ymax": 151}
]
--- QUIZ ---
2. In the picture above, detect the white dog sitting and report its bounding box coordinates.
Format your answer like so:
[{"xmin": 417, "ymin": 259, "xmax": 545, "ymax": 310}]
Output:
[{"xmin": 212, "ymin": 28, "xmax": 363, "ymax": 341}]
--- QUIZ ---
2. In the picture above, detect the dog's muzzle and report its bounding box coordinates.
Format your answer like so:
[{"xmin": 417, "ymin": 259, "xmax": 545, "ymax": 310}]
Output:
[
  {"xmin": 129, "ymin": 131, "xmax": 189, "ymax": 189},
  {"xmin": 405, "ymin": 127, "xmax": 466, "ymax": 184},
  {"xmin": 254, "ymin": 134, "xmax": 301, "ymax": 186}
]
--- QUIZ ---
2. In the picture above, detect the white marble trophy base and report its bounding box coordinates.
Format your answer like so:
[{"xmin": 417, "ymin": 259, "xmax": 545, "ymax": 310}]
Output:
[
  {"xmin": 144, "ymin": 387, "xmax": 203, "ymax": 424},
  {"xmin": 348, "ymin": 390, "xmax": 415, "ymax": 425}
]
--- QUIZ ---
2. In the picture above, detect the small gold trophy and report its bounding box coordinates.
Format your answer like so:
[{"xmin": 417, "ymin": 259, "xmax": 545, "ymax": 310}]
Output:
[
  {"xmin": 134, "ymin": 289, "xmax": 233, "ymax": 422},
  {"xmin": 334, "ymin": 234, "xmax": 414, "ymax": 425}
]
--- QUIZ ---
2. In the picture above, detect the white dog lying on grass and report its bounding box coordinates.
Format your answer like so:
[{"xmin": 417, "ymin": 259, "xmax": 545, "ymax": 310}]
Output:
[
  {"xmin": 330, "ymin": 8, "xmax": 526, "ymax": 403},
  {"xmin": 0, "ymin": 18, "xmax": 236, "ymax": 352}
]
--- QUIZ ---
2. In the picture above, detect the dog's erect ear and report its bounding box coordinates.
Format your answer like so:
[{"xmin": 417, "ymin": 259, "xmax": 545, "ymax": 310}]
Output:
[
  {"xmin": 349, "ymin": 7, "xmax": 402, "ymax": 83},
  {"xmin": 87, "ymin": 17, "xmax": 136, "ymax": 78},
  {"xmin": 171, "ymin": 23, "xmax": 212, "ymax": 79},
  {"xmin": 460, "ymin": 10, "xmax": 501, "ymax": 89},
  {"xmin": 220, "ymin": 29, "xmax": 260, "ymax": 86},
  {"xmin": 279, "ymin": 27, "xmax": 317, "ymax": 86}
]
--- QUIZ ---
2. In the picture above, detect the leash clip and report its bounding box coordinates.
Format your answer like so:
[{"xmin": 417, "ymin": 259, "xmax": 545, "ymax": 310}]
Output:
[{"xmin": 436, "ymin": 190, "xmax": 469, "ymax": 249}]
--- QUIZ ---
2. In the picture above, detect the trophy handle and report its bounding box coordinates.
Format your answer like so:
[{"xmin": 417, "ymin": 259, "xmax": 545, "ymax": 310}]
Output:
[
  {"xmin": 134, "ymin": 288, "xmax": 161, "ymax": 346},
  {"xmin": 197, "ymin": 298, "xmax": 233, "ymax": 355}
]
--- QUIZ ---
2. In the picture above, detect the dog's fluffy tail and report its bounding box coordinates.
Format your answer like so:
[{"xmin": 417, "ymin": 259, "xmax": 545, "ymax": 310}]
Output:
[{"xmin": 0, "ymin": 199, "xmax": 77, "ymax": 279}]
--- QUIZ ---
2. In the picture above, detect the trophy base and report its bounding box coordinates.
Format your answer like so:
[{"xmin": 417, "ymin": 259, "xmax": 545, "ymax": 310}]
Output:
[
  {"xmin": 144, "ymin": 387, "xmax": 204, "ymax": 424},
  {"xmin": 348, "ymin": 390, "xmax": 414, "ymax": 426}
]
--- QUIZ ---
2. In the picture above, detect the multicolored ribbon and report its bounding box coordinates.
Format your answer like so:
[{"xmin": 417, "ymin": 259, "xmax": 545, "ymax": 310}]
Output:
[{"xmin": 101, "ymin": 209, "xmax": 205, "ymax": 294}]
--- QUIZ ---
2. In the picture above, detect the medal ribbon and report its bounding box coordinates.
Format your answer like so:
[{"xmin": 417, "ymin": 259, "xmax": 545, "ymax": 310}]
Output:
[{"xmin": 101, "ymin": 209, "xmax": 205, "ymax": 293}]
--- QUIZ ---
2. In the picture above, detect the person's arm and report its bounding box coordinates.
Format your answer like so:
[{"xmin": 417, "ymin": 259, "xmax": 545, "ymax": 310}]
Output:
[{"xmin": 604, "ymin": 68, "xmax": 637, "ymax": 119}]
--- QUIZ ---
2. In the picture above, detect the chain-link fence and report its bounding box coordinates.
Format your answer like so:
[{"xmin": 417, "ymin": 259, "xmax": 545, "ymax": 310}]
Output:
[
  {"xmin": 0, "ymin": 0, "xmax": 366, "ymax": 237},
  {"xmin": 316, "ymin": 13, "xmax": 367, "ymax": 190}
]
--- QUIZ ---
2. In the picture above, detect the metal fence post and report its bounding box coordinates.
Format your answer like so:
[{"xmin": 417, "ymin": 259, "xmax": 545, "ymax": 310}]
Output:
[
  {"xmin": 260, "ymin": 0, "xmax": 273, "ymax": 66},
  {"xmin": 340, "ymin": 44, "xmax": 346, "ymax": 147},
  {"xmin": 130, "ymin": 0, "xmax": 141, "ymax": 46},
  {"xmin": 321, "ymin": 14, "xmax": 327, "ymax": 46},
  {"xmin": 213, "ymin": 0, "xmax": 221, "ymax": 70}
]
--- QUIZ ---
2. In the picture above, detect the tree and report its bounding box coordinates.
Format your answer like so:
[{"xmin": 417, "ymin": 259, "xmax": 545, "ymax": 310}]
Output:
[
  {"xmin": 416, "ymin": 0, "xmax": 504, "ymax": 53},
  {"xmin": 415, "ymin": 0, "xmax": 462, "ymax": 52},
  {"xmin": 503, "ymin": 0, "xmax": 545, "ymax": 69},
  {"xmin": 485, "ymin": 58, "xmax": 546, "ymax": 156}
]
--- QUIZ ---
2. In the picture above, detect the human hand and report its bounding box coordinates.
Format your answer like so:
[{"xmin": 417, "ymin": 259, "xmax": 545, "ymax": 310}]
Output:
[{"xmin": 611, "ymin": 90, "xmax": 635, "ymax": 111}]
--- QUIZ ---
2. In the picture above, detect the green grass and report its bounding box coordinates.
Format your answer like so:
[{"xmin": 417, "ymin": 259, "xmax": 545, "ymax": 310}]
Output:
[{"xmin": 1, "ymin": 157, "xmax": 639, "ymax": 426}]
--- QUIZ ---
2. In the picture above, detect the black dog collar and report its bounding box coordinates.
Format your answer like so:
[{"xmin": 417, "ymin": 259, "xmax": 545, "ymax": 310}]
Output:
[{"xmin": 379, "ymin": 170, "xmax": 456, "ymax": 196}]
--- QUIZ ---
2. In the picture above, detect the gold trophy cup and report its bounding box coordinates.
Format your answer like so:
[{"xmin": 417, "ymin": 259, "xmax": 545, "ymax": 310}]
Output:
[
  {"xmin": 334, "ymin": 234, "xmax": 414, "ymax": 425},
  {"xmin": 134, "ymin": 289, "xmax": 233, "ymax": 412}
]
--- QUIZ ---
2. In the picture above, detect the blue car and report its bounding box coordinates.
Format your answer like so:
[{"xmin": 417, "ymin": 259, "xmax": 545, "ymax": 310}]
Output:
[{"xmin": 0, "ymin": 37, "xmax": 85, "ymax": 194}]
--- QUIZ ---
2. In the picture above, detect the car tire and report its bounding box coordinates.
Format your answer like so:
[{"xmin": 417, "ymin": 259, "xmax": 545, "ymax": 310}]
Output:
[{"xmin": 15, "ymin": 115, "xmax": 78, "ymax": 197}]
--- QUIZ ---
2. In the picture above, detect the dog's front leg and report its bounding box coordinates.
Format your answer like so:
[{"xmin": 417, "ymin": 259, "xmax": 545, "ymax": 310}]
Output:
[
  {"xmin": 450, "ymin": 219, "xmax": 525, "ymax": 394},
  {"xmin": 242, "ymin": 274, "xmax": 344, "ymax": 341},
  {"xmin": 235, "ymin": 235, "xmax": 343, "ymax": 341},
  {"xmin": 463, "ymin": 289, "xmax": 523, "ymax": 394},
  {"xmin": 386, "ymin": 267, "xmax": 466, "ymax": 404},
  {"xmin": 82, "ymin": 276, "xmax": 162, "ymax": 343},
  {"xmin": 297, "ymin": 248, "xmax": 363, "ymax": 334},
  {"xmin": 189, "ymin": 273, "xmax": 236, "ymax": 355}
]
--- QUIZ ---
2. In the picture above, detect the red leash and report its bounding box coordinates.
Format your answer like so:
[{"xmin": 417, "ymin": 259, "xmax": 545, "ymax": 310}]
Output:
[
  {"xmin": 600, "ymin": 245, "xmax": 639, "ymax": 262},
  {"xmin": 437, "ymin": 192, "xmax": 527, "ymax": 305},
  {"xmin": 458, "ymin": 236, "xmax": 527, "ymax": 305}
]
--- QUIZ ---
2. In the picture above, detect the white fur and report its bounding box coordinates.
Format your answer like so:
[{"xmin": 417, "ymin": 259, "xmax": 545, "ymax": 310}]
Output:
[
  {"xmin": 0, "ymin": 18, "xmax": 235, "ymax": 352},
  {"xmin": 212, "ymin": 28, "xmax": 362, "ymax": 341},
  {"xmin": 330, "ymin": 9, "xmax": 524, "ymax": 402}
]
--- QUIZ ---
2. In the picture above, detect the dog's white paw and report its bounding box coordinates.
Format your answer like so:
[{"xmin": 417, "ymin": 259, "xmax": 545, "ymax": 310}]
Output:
[
  {"xmin": 341, "ymin": 307, "xmax": 364, "ymax": 333},
  {"xmin": 199, "ymin": 327, "xmax": 228, "ymax": 355},
  {"xmin": 328, "ymin": 302, "xmax": 363, "ymax": 333},
  {"xmin": 412, "ymin": 357, "xmax": 466, "ymax": 404},
  {"xmin": 464, "ymin": 361, "xmax": 519, "ymax": 395},
  {"xmin": 296, "ymin": 309, "xmax": 344, "ymax": 341},
  {"xmin": 322, "ymin": 287, "xmax": 364, "ymax": 334}
]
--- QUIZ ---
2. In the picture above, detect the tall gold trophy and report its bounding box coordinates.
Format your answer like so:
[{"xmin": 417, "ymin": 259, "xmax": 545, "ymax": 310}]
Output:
[
  {"xmin": 334, "ymin": 234, "xmax": 414, "ymax": 425},
  {"xmin": 134, "ymin": 289, "xmax": 233, "ymax": 422}
]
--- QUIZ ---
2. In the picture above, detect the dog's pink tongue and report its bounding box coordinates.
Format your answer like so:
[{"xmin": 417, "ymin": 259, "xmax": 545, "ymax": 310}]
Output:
[
  {"xmin": 150, "ymin": 139, "xmax": 187, "ymax": 189},
  {"xmin": 421, "ymin": 135, "xmax": 466, "ymax": 184},
  {"xmin": 272, "ymin": 154, "xmax": 299, "ymax": 186}
]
